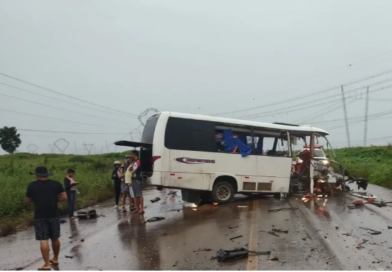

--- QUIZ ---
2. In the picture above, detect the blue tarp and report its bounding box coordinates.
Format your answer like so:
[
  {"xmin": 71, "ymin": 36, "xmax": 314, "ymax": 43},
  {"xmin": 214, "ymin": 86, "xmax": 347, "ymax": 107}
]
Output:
[{"xmin": 222, "ymin": 129, "xmax": 252, "ymax": 157}]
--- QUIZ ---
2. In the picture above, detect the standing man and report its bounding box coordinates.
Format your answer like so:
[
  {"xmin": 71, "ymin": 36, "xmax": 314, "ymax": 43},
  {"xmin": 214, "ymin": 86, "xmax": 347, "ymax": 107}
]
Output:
[
  {"xmin": 64, "ymin": 169, "xmax": 78, "ymax": 219},
  {"xmin": 130, "ymin": 150, "xmax": 144, "ymax": 214},
  {"xmin": 25, "ymin": 166, "xmax": 67, "ymax": 270},
  {"xmin": 112, "ymin": 161, "xmax": 122, "ymax": 209}
]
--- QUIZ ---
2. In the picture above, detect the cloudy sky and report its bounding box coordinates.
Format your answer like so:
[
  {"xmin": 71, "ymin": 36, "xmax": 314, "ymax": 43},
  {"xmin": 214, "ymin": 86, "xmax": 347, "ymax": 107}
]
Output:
[{"xmin": 1, "ymin": 0, "xmax": 392, "ymax": 155}]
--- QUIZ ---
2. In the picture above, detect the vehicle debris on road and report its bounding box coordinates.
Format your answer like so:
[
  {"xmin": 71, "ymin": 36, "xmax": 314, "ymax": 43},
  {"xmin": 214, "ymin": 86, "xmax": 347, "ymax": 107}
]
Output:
[
  {"xmin": 216, "ymin": 247, "xmax": 270, "ymax": 262},
  {"xmin": 146, "ymin": 216, "xmax": 165, "ymax": 223},
  {"xmin": 228, "ymin": 225, "xmax": 238, "ymax": 229},
  {"xmin": 151, "ymin": 197, "xmax": 161, "ymax": 203},
  {"xmin": 229, "ymin": 235, "xmax": 243, "ymax": 241},
  {"xmin": 267, "ymin": 231, "xmax": 280, "ymax": 237},
  {"xmin": 65, "ymin": 255, "xmax": 74, "ymax": 259},
  {"xmin": 271, "ymin": 228, "xmax": 288, "ymax": 234},
  {"xmin": 168, "ymin": 190, "xmax": 177, "ymax": 196},
  {"xmin": 77, "ymin": 209, "xmax": 97, "ymax": 219},
  {"xmin": 359, "ymin": 227, "xmax": 382, "ymax": 235}
]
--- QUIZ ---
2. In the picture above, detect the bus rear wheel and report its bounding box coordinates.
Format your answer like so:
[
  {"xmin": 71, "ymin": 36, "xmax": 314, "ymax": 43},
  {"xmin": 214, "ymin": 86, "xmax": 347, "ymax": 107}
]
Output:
[{"xmin": 212, "ymin": 181, "xmax": 235, "ymax": 204}]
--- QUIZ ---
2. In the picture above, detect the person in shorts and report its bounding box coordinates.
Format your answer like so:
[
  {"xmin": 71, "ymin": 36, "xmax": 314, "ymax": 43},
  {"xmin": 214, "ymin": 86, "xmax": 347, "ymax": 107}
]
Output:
[
  {"xmin": 118, "ymin": 156, "xmax": 135, "ymax": 212},
  {"xmin": 25, "ymin": 166, "xmax": 67, "ymax": 270},
  {"xmin": 130, "ymin": 150, "xmax": 144, "ymax": 214}
]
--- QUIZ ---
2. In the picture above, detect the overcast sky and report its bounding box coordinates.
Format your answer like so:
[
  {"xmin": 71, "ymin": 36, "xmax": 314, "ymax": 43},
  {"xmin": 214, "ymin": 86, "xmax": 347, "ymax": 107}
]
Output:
[{"xmin": 1, "ymin": 0, "xmax": 392, "ymax": 155}]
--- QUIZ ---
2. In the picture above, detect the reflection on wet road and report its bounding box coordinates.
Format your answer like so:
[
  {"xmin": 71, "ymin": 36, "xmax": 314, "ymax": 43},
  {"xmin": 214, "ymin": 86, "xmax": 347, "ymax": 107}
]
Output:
[{"xmin": 1, "ymin": 184, "xmax": 392, "ymax": 270}]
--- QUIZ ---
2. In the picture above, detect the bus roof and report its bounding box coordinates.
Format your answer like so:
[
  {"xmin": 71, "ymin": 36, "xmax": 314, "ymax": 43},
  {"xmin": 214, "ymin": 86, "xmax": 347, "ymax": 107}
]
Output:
[{"xmin": 159, "ymin": 111, "xmax": 329, "ymax": 136}]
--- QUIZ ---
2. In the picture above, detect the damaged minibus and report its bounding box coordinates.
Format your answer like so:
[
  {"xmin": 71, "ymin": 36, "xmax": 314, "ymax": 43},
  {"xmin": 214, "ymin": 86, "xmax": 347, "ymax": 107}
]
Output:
[{"xmin": 115, "ymin": 111, "xmax": 346, "ymax": 204}]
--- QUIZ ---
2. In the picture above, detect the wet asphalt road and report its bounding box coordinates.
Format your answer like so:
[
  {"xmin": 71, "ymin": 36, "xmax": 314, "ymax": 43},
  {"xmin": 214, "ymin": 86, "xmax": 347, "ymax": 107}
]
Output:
[{"xmin": 1, "ymin": 184, "xmax": 392, "ymax": 270}]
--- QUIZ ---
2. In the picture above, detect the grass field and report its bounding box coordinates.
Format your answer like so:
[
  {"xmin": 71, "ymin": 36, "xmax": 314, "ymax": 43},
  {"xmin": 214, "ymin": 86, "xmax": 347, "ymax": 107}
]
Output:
[
  {"xmin": 1, "ymin": 146, "xmax": 392, "ymax": 236},
  {"xmin": 332, "ymin": 146, "xmax": 392, "ymax": 188},
  {"xmin": 0, "ymin": 152, "xmax": 129, "ymax": 236}
]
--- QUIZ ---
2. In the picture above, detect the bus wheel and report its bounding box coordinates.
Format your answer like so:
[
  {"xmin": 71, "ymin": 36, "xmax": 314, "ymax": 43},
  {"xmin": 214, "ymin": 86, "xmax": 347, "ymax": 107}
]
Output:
[{"xmin": 212, "ymin": 181, "xmax": 235, "ymax": 204}]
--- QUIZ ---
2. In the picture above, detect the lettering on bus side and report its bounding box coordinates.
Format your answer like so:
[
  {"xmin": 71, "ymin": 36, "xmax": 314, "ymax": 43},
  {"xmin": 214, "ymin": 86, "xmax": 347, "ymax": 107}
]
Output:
[{"xmin": 175, "ymin": 157, "xmax": 215, "ymax": 164}]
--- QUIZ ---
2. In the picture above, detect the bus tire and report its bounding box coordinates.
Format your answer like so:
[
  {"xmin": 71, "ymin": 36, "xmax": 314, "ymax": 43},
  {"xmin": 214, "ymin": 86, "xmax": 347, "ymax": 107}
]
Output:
[{"xmin": 212, "ymin": 181, "xmax": 235, "ymax": 204}]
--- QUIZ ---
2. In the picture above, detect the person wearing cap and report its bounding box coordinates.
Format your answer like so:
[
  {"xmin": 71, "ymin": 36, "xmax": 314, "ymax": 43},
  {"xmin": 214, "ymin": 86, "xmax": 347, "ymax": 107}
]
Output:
[
  {"xmin": 25, "ymin": 166, "xmax": 67, "ymax": 271},
  {"xmin": 112, "ymin": 161, "xmax": 122, "ymax": 209}
]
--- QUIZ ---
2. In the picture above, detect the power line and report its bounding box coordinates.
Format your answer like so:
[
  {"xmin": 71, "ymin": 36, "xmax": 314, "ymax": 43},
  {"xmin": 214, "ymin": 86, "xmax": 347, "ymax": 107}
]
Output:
[
  {"xmin": 327, "ymin": 108, "xmax": 392, "ymax": 130},
  {"xmin": 241, "ymin": 81, "xmax": 392, "ymax": 120},
  {"xmin": 0, "ymin": 72, "xmax": 138, "ymax": 117},
  {"xmin": 240, "ymin": 96, "xmax": 344, "ymax": 120},
  {"xmin": 179, "ymin": 50, "xmax": 392, "ymax": 112},
  {"xmin": 0, "ymin": 82, "xmax": 129, "ymax": 117},
  {"xmin": 212, "ymin": 68, "xmax": 392, "ymax": 116},
  {"xmin": 0, "ymin": 92, "xmax": 133, "ymax": 126},
  {"xmin": 0, "ymin": 107, "xmax": 129, "ymax": 129},
  {"xmin": 296, "ymin": 99, "xmax": 357, "ymax": 124}
]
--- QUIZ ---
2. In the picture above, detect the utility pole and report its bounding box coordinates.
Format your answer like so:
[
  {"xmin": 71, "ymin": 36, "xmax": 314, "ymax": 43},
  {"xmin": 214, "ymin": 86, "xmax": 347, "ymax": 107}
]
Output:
[
  {"xmin": 364, "ymin": 87, "xmax": 369, "ymax": 147},
  {"xmin": 341, "ymin": 85, "xmax": 351, "ymax": 147}
]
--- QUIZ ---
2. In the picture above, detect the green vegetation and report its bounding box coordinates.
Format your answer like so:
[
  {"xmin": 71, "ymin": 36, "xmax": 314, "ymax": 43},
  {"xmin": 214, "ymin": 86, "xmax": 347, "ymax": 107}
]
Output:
[
  {"xmin": 0, "ymin": 152, "xmax": 129, "ymax": 236},
  {"xmin": 331, "ymin": 146, "xmax": 392, "ymax": 188},
  {"xmin": 1, "ymin": 146, "xmax": 392, "ymax": 236}
]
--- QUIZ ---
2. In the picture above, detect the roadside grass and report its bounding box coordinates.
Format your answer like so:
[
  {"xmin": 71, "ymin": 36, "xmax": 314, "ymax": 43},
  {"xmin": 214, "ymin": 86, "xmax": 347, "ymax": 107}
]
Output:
[
  {"xmin": 329, "ymin": 146, "xmax": 392, "ymax": 188},
  {"xmin": 0, "ymin": 152, "xmax": 129, "ymax": 237},
  {"xmin": 1, "ymin": 146, "xmax": 392, "ymax": 236}
]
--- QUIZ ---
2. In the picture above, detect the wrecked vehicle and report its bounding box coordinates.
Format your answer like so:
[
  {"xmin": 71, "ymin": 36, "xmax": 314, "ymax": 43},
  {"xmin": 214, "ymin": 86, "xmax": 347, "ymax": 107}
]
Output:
[{"xmin": 115, "ymin": 112, "xmax": 366, "ymax": 204}]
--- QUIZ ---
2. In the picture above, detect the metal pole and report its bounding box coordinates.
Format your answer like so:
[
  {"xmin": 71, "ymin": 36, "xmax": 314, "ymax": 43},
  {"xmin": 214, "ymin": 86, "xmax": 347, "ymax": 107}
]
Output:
[
  {"xmin": 341, "ymin": 86, "xmax": 351, "ymax": 147},
  {"xmin": 364, "ymin": 87, "xmax": 369, "ymax": 147}
]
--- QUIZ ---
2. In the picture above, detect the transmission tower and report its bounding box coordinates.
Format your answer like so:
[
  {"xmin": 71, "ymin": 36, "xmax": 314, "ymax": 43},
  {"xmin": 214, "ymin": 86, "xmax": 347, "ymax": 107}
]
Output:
[
  {"xmin": 27, "ymin": 144, "xmax": 38, "ymax": 154},
  {"xmin": 83, "ymin": 143, "xmax": 94, "ymax": 155},
  {"xmin": 138, "ymin": 108, "xmax": 159, "ymax": 127},
  {"xmin": 54, "ymin": 138, "xmax": 70, "ymax": 154}
]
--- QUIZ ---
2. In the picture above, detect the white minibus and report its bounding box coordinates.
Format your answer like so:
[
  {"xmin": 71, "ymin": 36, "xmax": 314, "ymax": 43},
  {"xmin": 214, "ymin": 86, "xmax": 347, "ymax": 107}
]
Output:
[{"xmin": 115, "ymin": 112, "xmax": 331, "ymax": 204}]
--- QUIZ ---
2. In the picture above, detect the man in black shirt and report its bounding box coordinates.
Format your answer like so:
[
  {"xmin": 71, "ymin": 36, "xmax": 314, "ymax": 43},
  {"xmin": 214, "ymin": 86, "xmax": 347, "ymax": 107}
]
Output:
[{"xmin": 25, "ymin": 166, "xmax": 67, "ymax": 271}]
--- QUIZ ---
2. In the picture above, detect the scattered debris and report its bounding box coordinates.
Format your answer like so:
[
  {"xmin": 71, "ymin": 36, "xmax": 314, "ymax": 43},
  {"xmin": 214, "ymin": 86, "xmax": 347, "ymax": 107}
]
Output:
[
  {"xmin": 269, "ymin": 257, "xmax": 279, "ymax": 261},
  {"xmin": 360, "ymin": 227, "xmax": 382, "ymax": 235},
  {"xmin": 81, "ymin": 239, "xmax": 85, "ymax": 242},
  {"xmin": 60, "ymin": 218, "xmax": 67, "ymax": 224},
  {"xmin": 151, "ymin": 197, "xmax": 161, "ymax": 203},
  {"xmin": 69, "ymin": 236, "xmax": 73, "ymax": 239},
  {"xmin": 228, "ymin": 225, "xmax": 239, "ymax": 229},
  {"xmin": 389, "ymin": 226, "xmax": 392, "ymax": 229},
  {"xmin": 193, "ymin": 248, "xmax": 212, "ymax": 252},
  {"xmin": 146, "ymin": 217, "xmax": 165, "ymax": 223},
  {"xmin": 77, "ymin": 209, "xmax": 97, "ymax": 219},
  {"xmin": 65, "ymin": 255, "xmax": 74, "ymax": 259},
  {"xmin": 356, "ymin": 243, "xmax": 363, "ymax": 249},
  {"xmin": 168, "ymin": 190, "xmax": 177, "ymax": 196},
  {"xmin": 268, "ymin": 231, "xmax": 279, "ymax": 237},
  {"xmin": 342, "ymin": 233, "xmax": 352, "ymax": 236},
  {"xmin": 229, "ymin": 235, "xmax": 243, "ymax": 241},
  {"xmin": 216, "ymin": 247, "xmax": 249, "ymax": 262},
  {"xmin": 335, "ymin": 227, "xmax": 339, "ymax": 230},
  {"xmin": 172, "ymin": 261, "xmax": 178, "ymax": 267},
  {"xmin": 268, "ymin": 207, "xmax": 298, "ymax": 212},
  {"xmin": 271, "ymin": 228, "xmax": 288, "ymax": 234}
]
